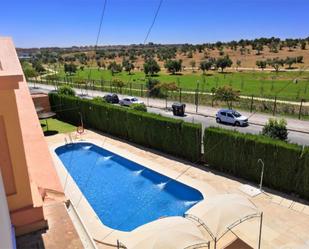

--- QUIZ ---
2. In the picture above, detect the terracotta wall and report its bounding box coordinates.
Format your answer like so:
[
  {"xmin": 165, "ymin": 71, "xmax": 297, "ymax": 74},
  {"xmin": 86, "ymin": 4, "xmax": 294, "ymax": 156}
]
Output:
[
  {"xmin": 0, "ymin": 116, "xmax": 16, "ymax": 195},
  {"xmin": 0, "ymin": 37, "xmax": 47, "ymax": 235},
  {"xmin": 0, "ymin": 89, "xmax": 33, "ymax": 209}
]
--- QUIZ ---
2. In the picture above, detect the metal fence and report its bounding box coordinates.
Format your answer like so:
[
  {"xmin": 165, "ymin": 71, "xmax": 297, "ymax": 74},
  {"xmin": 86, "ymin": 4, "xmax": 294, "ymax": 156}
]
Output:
[{"xmin": 30, "ymin": 76, "xmax": 308, "ymax": 120}]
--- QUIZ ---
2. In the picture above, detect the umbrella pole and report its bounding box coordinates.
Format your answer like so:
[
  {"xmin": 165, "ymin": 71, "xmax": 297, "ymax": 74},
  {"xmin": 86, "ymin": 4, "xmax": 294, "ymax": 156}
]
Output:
[
  {"xmin": 46, "ymin": 119, "xmax": 48, "ymax": 131},
  {"xmin": 258, "ymin": 212, "xmax": 263, "ymax": 249},
  {"xmin": 214, "ymin": 237, "xmax": 217, "ymax": 249}
]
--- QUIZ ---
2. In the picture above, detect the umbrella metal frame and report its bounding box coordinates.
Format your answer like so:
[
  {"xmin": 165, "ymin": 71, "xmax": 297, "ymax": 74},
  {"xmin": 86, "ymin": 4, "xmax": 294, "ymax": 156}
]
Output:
[
  {"xmin": 117, "ymin": 240, "xmax": 211, "ymax": 249},
  {"xmin": 184, "ymin": 212, "xmax": 263, "ymax": 249}
]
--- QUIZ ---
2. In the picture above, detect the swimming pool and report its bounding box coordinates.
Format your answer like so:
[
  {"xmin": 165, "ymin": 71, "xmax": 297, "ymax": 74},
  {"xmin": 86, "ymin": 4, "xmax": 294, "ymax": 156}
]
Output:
[{"xmin": 55, "ymin": 142, "xmax": 203, "ymax": 231}]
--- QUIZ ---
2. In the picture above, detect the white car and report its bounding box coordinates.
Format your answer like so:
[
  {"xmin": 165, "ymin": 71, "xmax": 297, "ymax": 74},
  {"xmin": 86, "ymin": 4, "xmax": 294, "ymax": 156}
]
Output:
[
  {"xmin": 216, "ymin": 109, "xmax": 248, "ymax": 126},
  {"xmin": 119, "ymin": 96, "xmax": 144, "ymax": 106}
]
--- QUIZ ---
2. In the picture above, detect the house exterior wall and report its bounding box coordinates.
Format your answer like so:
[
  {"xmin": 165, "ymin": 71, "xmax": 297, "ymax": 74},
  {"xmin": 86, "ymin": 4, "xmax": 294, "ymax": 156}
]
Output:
[
  {"xmin": 0, "ymin": 171, "xmax": 14, "ymax": 249},
  {"xmin": 0, "ymin": 37, "xmax": 48, "ymax": 235}
]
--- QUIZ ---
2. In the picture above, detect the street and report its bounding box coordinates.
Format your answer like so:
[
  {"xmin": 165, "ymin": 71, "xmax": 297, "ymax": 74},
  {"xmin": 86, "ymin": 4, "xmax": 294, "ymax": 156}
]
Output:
[
  {"xmin": 29, "ymin": 83, "xmax": 309, "ymax": 146},
  {"xmin": 147, "ymin": 107, "xmax": 309, "ymax": 146}
]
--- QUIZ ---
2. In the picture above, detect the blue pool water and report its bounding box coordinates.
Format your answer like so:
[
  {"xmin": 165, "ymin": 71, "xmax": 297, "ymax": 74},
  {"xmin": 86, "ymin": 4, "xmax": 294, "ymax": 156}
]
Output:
[{"xmin": 55, "ymin": 142, "xmax": 203, "ymax": 231}]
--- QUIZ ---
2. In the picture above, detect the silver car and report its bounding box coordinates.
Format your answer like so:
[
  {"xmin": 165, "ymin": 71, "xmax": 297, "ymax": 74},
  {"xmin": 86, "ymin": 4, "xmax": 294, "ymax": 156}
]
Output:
[
  {"xmin": 119, "ymin": 96, "xmax": 144, "ymax": 106},
  {"xmin": 216, "ymin": 109, "xmax": 248, "ymax": 126}
]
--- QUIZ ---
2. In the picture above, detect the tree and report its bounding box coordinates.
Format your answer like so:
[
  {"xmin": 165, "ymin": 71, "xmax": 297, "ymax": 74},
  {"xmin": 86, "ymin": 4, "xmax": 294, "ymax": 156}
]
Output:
[
  {"xmin": 122, "ymin": 59, "xmax": 135, "ymax": 74},
  {"xmin": 108, "ymin": 61, "xmax": 122, "ymax": 75},
  {"xmin": 256, "ymin": 60, "xmax": 267, "ymax": 70},
  {"xmin": 159, "ymin": 82, "xmax": 179, "ymax": 92},
  {"xmin": 255, "ymin": 43, "xmax": 263, "ymax": 55},
  {"xmin": 97, "ymin": 59, "xmax": 105, "ymax": 69},
  {"xmin": 64, "ymin": 63, "xmax": 77, "ymax": 75},
  {"xmin": 23, "ymin": 67, "xmax": 38, "ymax": 79},
  {"xmin": 240, "ymin": 47, "xmax": 246, "ymax": 55},
  {"xmin": 143, "ymin": 58, "xmax": 160, "ymax": 76},
  {"xmin": 32, "ymin": 61, "xmax": 46, "ymax": 73},
  {"xmin": 216, "ymin": 56, "xmax": 233, "ymax": 72},
  {"xmin": 262, "ymin": 118, "xmax": 288, "ymax": 141},
  {"xmin": 199, "ymin": 60, "xmax": 213, "ymax": 74},
  {"xmin": 213, "ymin": 86, "xmax": 240, "ymax": 109},
  {"xmin": 296, "ymin": 56, "xmax": 304, "ymax": 63},
  {"xmin": 111, "ymin": 78, "xmax": 125, "ymax": 92},
  {"xmin": 301, "ymin": 41, "xmax": 306, "ymax": 50},
  {"xmin": 146, "ymin": 78, "xmax": 161, "ymax": 97},
  {"xmin": 267, "ymin": 58, "xmax": 285, "ymax": 72},
  {"xmin": 285, "ymin": 57, "xmax": 297, "ymax": 69},
  {"xmin": 269, "ymin": 42, "xmax": 278, "ymax": 53},
  {"xmin": 190, "ymin": 60, "xmax": 196, "ymax": 72},
  {"xmin": 285, "ymin": 39, "xmax": 297, "ymax": 51},
  {"xmin": 236, "ymin": 60, "xmax": 241, "ymax": 71},
  {"xmin": 164, "ymin": 59, "xmax": 182, "ymax": 74}
]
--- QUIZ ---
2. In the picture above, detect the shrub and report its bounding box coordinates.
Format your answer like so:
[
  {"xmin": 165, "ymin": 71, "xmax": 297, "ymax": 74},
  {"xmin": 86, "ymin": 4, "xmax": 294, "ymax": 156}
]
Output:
[
  {"xmin": 57, "ymin": 85, "xmax": 76, "ymax": 96},
  {"xmin": 203, "ymin": 127, "xmax": 309, "ymax": 199},
  {"xmin": 92, "ymin": 97, "xmax": 107, "ymax": 103},
  {"xmin": 146, "ymin": 78, "xmax": 162, "ymax": 97},
  {"xmin": 262, "ymin": 118, "xmax": 288, "ymax": 141},
  {"xmin": 130, "ymin": 103, "xmax": 147, "ymax": 112},
  {"xmin": 213, "ymin": 86, "xmax": 240, "ymax": 109},
  {"xmin": 49, "ymin": 93, "xmax": 201, "ymax": 162}
]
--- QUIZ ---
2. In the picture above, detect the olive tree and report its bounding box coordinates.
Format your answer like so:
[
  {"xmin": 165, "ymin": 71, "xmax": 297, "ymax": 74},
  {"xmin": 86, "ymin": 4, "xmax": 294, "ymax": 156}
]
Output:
[{"xmin": 216, "ymin": 56, "xmax": 233, "ymax": 72}]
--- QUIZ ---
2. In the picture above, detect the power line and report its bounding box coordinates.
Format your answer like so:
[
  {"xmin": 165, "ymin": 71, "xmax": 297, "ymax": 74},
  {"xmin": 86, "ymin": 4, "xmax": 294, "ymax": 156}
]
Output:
[
  {"xmin": 88, "ymin": 0, "xmax": 108, "ymax": 80},
  {"xmin": 127, "ymin": 0, "xmax": 164, "ymax": 83},
  {"xmin": 94, "ymin": 0, "xmax": 108, "ymax": 50},
  {"xmin": 143, "ymin": 0, "xmax": 163, "ymax": 45}
]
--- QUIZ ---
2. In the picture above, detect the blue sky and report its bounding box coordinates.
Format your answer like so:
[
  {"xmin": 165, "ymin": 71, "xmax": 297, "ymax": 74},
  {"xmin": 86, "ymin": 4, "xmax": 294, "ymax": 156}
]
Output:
[{"xmin": 1, "ymin": 0, "xmax": 308, "ymax": 48}]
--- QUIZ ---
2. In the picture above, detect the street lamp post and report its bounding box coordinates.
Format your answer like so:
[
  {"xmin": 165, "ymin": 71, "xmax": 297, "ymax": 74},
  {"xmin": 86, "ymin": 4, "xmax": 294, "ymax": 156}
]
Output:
[{"xmin": 257, "ymin": 158, "xmax": 264, "ymax": 191}]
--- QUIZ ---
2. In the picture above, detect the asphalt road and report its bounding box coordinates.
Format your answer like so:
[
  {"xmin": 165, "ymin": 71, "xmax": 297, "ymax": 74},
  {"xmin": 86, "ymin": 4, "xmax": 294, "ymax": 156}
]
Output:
[
  {"xmin": 146, "ymin": 107, "xmax": 309, "ymax": 146},
  {"xmin": 29, "ymin": 83, "xmax": 309, "ymax": 146}
]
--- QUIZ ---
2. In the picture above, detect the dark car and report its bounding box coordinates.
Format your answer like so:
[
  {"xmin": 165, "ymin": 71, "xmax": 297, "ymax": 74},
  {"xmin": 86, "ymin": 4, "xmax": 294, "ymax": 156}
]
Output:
[{"xmin": 103, "ymin": 93, "xmax": 119, "ymax": 104}]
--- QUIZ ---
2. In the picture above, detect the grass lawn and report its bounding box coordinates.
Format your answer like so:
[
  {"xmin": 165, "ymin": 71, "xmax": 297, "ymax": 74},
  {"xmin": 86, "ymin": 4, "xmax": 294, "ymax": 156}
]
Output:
[
  {"xmin": 40, "ymin": 118, "xmax": 76, "ymax": 135},
  {"xmin": 54, "ymin": 68, "xmax": 309, "ymax": 101}
]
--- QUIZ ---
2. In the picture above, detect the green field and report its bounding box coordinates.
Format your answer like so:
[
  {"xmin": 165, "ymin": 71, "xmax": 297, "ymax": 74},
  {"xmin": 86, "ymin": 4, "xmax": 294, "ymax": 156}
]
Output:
[{"xmin": 54, "ymin": 68, "xmax": 309, "ymax": 101}]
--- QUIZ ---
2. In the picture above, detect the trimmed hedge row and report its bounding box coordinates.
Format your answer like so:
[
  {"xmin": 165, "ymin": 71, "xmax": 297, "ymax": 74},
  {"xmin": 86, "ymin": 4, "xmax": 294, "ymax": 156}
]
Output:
[
  {"xmin": 203, "ymin": 127, "xmax": 309, "ymax": 199},
  {"xmin": 49, "ymin": 93, "xmax": 202, "ymax": 162}
]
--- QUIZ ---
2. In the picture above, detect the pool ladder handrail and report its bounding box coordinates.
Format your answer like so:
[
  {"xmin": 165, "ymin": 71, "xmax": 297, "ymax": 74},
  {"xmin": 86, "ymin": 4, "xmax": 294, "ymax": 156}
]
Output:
[{"xmin": 64, "ymin": 133, "xmax": 74, "ymax": 145}]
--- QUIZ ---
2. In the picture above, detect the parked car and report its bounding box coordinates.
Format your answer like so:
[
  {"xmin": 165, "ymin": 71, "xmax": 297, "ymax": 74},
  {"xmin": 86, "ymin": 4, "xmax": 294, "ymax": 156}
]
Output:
[
  {"xmin": 216, "ymin": 109, "xmax": 248, "ymax": 126},
  {"xmin": 119, "ymin": 96, "xmax": 144, "ymax": 106},
  {"xmin": 103, "ymin": 93, "xmax": 119, "ymax": 104}
]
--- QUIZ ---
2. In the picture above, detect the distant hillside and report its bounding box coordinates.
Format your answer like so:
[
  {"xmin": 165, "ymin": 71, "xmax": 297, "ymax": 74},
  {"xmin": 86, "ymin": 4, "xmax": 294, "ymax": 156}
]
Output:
[{"xmin": 18, "ymin": 37, "xmax": 309, "ymax": 71}]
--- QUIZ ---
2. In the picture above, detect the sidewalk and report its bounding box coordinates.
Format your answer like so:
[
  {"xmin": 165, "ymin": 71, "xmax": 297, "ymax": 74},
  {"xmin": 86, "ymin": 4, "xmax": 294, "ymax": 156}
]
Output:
[{"xmin": 29, "ymin": 82, "xmax": 309, "ymax": 134}]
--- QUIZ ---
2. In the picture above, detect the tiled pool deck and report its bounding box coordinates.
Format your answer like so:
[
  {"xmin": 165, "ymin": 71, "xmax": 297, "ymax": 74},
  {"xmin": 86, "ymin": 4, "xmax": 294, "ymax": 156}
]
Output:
[{"xmin": 46, "ymin": 129, "xmax": 309, "ymax": 249}]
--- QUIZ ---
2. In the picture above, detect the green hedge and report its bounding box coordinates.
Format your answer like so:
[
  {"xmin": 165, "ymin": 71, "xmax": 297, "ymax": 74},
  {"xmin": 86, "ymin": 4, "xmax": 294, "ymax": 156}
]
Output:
[
  {"xmin": 49, "ymin": 93, "xmax": 202, "ymax": 162},
  {"xmin": 203, "ymin": 127, "xmax": 309, "ymax": 199}
]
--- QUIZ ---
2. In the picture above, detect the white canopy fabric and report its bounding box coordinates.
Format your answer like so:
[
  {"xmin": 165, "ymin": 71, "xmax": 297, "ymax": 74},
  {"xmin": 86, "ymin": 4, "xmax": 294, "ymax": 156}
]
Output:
[
  {"xmin": 279, "ymin": 242, "xmax": 309, "ymax": 249},
  {"xmin": 120, "ymin": 216, "xmax": 209, "ymax": 249},
  {"xmin": 185, "ymin": 194, "xmax": 259, "ymax": 240}
]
